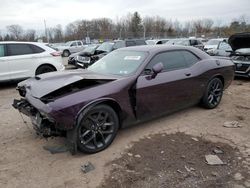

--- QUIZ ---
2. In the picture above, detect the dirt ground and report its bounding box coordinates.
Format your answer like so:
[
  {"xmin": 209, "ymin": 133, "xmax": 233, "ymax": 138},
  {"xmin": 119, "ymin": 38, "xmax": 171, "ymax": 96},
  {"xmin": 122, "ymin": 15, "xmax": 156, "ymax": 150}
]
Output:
[
  {"xmin": 99, "ymin": 133, "xmax": 249, "ymax": 188},
  {"xmin": 0, "ymin": 78, "xmax": 250, "ymax": 188}
]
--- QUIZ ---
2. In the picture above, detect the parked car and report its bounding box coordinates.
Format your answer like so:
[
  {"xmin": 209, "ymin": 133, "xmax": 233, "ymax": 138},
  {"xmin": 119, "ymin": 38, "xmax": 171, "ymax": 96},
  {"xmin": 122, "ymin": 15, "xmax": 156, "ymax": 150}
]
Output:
[
  {"xmin": 165, "ymin": 38, "xmax": 204, "ymax": 50},
  {"xmin": 146, "ymin": 39, "xmax": 169, "ymax": 45},
  {"xmin": 55, "ymin": 40, "xmax": 86, "ymax": 57},
  {"xmin": 229, "ymin": 32, "xmax": 250, "ymax": 78},
  {"xmin": 0, "ymin": 41, "xmax": 64, "ymax": 82},
  {"xmin": 204, "ymin": 38, "xmax": 227, "ymax": 52},
  {"xmin": 68, "ymin": 44, "xmax": 100, "ymax": 67},
  {"xmin": 206, "ymin": 41, "xmax": 232, "ymax": 56},
  {"xmin": 13, "ymin": 45, "xmax": 234, "ymax": 154},
  {"xmin": 74, "ymin": 39, "xmax": 147, "ymax": 68}
]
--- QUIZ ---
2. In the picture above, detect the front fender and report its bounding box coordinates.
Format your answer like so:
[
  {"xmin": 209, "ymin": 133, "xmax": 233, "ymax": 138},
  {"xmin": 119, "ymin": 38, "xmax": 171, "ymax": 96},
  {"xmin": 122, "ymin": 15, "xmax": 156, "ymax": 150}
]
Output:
[{"xmin": 74, "ymin": 97, "xmax": 121, "ymax": 128}]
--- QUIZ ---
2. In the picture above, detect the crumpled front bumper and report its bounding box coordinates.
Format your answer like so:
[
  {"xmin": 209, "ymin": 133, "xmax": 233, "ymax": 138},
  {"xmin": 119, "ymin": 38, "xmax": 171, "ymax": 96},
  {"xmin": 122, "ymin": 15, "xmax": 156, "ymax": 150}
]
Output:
[
  {"xmin": 13, "ymin": 98, "xmax": 37, "ymax": 117},
  {"xmin": 13, "ymin": 98, "xmax": 58, "ymax": 137}
]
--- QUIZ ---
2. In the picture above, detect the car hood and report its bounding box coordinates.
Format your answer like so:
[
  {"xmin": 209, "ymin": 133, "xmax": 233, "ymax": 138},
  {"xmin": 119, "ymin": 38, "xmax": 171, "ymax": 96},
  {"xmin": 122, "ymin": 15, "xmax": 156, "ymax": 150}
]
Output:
[
  {"xmin": 69, "ymin": 51, "xmax": 81, "ymax": 58},
  {"xmin": 18, "ymin": 70, "xmax": 121, "ymax": 99},
  {"xmin": 228, "ymin": 32, "xmax": 250, "ymax": 51},
  {"xmin": 204, "ymin": 44, "xmax": 217, "ymax": 49}
]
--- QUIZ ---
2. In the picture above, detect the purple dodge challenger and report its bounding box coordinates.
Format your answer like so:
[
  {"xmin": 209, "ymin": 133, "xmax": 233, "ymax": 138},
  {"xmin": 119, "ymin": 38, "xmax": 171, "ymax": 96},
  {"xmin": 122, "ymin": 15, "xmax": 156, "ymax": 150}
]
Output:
[{"xmin": 13, "ymin": 45, "xmax": 234, "ymax": 154}]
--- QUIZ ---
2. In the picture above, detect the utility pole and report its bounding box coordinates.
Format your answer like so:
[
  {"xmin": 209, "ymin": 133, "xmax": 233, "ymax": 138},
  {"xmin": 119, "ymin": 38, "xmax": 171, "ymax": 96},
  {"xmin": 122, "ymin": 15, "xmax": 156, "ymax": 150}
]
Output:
[
  {"xmin": 44, "ymin": 19, "xmax": 49, "ymax": 43},
  {"xmin": 141, "ymin": 23, "xmax": 146, "ymax": 39}
]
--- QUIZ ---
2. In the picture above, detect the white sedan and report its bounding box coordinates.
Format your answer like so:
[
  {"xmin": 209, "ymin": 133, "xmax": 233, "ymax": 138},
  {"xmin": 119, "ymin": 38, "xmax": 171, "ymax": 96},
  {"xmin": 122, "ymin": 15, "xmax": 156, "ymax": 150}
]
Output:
[{"xmin": 0, "ymin": 41, "xmax": 65, "ymax": 82}]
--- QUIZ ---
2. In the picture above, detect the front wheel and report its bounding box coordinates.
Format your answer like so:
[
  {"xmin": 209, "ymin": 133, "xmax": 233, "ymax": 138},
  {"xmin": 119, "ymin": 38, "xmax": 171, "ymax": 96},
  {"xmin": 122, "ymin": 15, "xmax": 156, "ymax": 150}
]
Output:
[
  {"xmin": 201, "ymin": 78, "xmax": 224, "ymax": 109},
  {"xmin": 76, "ymin": 105, "xmax": 119, "ymax": 153}
]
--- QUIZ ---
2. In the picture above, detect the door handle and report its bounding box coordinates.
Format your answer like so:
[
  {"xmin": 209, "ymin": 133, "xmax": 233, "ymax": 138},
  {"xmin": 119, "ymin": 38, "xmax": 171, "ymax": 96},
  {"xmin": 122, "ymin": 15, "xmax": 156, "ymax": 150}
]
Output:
[{"xmin": 185, "ymin": 73, "xmax": 191, "ymax": 76}]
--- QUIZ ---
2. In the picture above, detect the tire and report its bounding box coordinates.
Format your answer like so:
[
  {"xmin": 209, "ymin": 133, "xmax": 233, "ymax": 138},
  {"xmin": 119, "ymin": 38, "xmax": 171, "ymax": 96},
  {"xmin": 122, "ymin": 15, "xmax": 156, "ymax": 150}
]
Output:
[
  {"xmin": 35, "ymin": 65, "xmax": 55, "ymax": 75},
  {"xmin": 201, "ymin": 78, "xmax": 224, "ymax": 109},
  {"xmin": 62, "ymin": 50, "xmax": 70, "ymax": 57},
  {"xmin": 76, "ymin": 105, "xmax": 119, "ymax": 153}
]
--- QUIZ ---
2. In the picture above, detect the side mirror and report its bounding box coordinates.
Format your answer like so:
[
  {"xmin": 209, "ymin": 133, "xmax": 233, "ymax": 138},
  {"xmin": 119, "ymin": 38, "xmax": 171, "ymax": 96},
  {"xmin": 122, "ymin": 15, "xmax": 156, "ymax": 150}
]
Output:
[{"xmin": 152, "ymin": 62, "xmax": 163, "ymax": 78}]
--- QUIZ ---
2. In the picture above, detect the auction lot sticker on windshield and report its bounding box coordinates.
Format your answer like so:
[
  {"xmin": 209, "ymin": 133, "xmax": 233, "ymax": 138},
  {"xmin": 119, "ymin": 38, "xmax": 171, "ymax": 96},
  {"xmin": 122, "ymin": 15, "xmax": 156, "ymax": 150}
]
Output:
[{"xmin": 124, "ymin": 56, "xmax": 141, "ymax": 60}]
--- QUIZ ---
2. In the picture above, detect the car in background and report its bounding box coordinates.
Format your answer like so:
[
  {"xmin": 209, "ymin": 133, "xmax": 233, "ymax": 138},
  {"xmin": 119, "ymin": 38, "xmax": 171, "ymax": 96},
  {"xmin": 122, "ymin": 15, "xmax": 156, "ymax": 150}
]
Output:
[
  {"xmin": 55, "ymin": 40, "xmax": 86, "ymax": 57},
  {"xmin": 13, "ymin": 45, "xmax": 234, "ymax": 154},
  {"xmin": 204, "ymin": 38, "xmax": 227, "ymax": 53},
  {"xmin": 229, "ymin": 32, "xmax": 250, "ymax": 78},
  {"xmin": 74, "ymin": 39, "xmax": 147, "ymax": 68},
  {"xmin": 146, "ymin": 39, "xmax": 169, "ymax": 45},
  {"xmin": 206, "ymin": 41, "xmax": 232, "ymax": 56},
  {"xmin": 0, "ymin": 41, "xmax": 64, "ymax": 82},
  {"xmin": 68, "ymin": 44, "xmax": 100, "ymax": 67},
  {"xmin": 165, "ymin": 38, "xmax": 204, "ymax": 50}
]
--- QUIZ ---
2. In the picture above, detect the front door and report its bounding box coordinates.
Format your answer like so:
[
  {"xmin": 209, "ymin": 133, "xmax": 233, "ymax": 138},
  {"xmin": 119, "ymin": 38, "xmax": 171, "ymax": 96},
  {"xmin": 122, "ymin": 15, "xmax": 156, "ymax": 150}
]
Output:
[{"xmin": 136, "ymin": 50, "xmax": 200, "ymax": 120}]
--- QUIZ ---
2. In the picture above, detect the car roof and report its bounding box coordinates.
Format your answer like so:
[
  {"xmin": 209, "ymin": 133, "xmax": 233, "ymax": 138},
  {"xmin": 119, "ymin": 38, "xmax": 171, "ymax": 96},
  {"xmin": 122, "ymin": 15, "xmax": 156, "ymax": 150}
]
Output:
[
  {"xmin": 0, "ymin": 41, "xmax": 46, "ymax": 45},
  {"xmin": 118, "ymin": 45, "xmax": 191, "ymax": 52},
  {"xmin": 117, "ymin": 45, "xmax": 210, "ymax": 59}
]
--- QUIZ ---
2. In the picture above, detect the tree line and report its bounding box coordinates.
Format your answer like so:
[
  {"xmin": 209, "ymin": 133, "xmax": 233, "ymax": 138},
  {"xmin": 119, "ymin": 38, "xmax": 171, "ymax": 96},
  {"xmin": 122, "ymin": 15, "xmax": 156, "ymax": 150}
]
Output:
[{"xmin": 0, "ymin": 12, "xmax": 249, "ymax": 43}]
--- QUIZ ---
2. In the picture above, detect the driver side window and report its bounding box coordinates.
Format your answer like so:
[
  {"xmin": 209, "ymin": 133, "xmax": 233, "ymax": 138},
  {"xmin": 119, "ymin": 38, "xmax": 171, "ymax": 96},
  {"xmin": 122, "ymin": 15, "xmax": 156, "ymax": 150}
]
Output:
[
  {"xmin": 71, "ymin": 42, "xmax": 77, "ymax": 47},
  {"xmin": 145, "ymin": 51, "xmax": 188, "ymax": 72}
]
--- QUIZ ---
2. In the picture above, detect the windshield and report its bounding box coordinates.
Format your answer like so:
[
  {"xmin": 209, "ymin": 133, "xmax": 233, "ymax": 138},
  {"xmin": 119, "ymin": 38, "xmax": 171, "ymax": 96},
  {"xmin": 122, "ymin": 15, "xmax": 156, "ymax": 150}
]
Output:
[
  {"xmin": 96, "ymin": 42, "xmax": 114, "ymax": 52},
  {"xmin": 88, "ymin": 50, "xmax": 148, "ymax": 76},
  {"xmin": 146, "ymin": 40, "xmax": 156, "ymax": 45},
  {"xmin": 206, "ymin": 39, "xmax": 221, "ymax": 45},
  {"xmin": 166, "ymin": 39, "xmax": 189, "ymax": 46},
  {"xmin": 64, "ymin": 41, "xmax": 72, "ymax": 46},
  {"xmin": 83, "ymin": 45, "xmax": 98, "ymax": 53}
]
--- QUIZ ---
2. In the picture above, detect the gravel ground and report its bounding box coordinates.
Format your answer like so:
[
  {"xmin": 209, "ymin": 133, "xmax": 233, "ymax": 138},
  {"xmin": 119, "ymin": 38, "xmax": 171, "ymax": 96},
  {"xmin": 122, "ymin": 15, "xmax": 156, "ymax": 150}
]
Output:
[{"xmin": 0, "ymin": 76, "xmax": 249, "ymax": 188}]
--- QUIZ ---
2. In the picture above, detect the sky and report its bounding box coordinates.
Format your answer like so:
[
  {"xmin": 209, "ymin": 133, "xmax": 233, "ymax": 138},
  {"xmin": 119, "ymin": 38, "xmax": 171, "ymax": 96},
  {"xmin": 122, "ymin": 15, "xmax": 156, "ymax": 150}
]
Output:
[{"xmin": 0, "ymin": 0, "xmax": 249, "ymax": 32}]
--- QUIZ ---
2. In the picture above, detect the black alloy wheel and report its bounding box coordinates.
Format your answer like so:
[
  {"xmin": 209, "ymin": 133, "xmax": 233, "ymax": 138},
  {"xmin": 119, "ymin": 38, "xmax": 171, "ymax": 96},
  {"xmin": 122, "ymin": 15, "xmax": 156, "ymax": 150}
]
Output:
[
  {"xmin": 77, "ymin": 105, "xmax": 119, "ymax": 153},
  {"xmin": 202, "ymin": 78, "xmax": 223, "ymax": 109}
]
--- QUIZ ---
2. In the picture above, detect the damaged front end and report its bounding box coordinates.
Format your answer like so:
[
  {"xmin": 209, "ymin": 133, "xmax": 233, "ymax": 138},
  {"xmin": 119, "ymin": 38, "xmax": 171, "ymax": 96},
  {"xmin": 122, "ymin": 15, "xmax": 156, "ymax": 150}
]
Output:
[{"xmin": 13, "ymin": 97, "xmax": 62, "ymax": 137}]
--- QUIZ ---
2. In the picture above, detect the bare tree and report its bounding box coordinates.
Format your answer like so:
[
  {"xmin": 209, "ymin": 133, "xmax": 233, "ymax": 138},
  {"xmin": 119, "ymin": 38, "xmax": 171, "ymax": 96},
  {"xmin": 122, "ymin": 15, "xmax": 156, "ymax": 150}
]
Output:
[
  {"xmin": 24, "ymin": 29, "xmax": 36, "ymax": 41},
  {"xmin": 53, "ymin": 24, "xmax": 63, "ymax": 42},
  {"xmin": 6, "ymin": 24, "xmax": 23, "ymax": 40},
  {"xmin": 202, "ymin": 18, "xmax": 214, "ymax": 35}
]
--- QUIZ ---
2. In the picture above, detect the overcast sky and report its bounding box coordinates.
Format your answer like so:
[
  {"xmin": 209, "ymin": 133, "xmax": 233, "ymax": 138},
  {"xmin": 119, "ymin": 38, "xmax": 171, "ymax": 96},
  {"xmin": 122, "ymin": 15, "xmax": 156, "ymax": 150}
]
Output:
[{"xmin": 0, "ymin": 0, "xmax": 249, "ymax": 31}]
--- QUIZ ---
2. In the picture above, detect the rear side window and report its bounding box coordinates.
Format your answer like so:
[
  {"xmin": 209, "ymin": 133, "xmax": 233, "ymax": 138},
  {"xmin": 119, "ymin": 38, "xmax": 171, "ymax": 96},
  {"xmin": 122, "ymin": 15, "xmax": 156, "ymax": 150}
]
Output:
[
  {"xmin": 113, "ymin": 41, "xmax": 125, "ymax": 49},
  {"xmin": 30, "ymin": 44, "xmax": 45, "ymax": 53},
  {"xmin": 0, "ymin": 45, "xmax": 5, "ymax": 57},
  {"xmin": 126, "ymin": 41, "xmax": 136, "ymax": 47},
  {"xmin": 77, "ymin": 41, "xmax": 82, "ymax": 46},
  {"xmin": 146, "ymin": 51, "xmax": 188, "ymax": 71},
  {"xmin": 135, "ymin": 40, "xmax": 146, "ymax": 45},
  {"xmin": 7, "ymin": 44, "xmax": 33, "ymax": 56},
  {"xmin": 181, "ymin": 51, "xmax": 200, "ymax": 66},
  {"xmin": 7, "ymin": 44, "xmax": 44, "ymax": 56}
]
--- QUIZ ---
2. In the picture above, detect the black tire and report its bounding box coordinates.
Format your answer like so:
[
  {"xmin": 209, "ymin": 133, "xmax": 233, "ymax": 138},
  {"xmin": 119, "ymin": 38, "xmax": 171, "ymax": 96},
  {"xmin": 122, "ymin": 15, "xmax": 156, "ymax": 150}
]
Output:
[
  {"xmin": 35, "ymin": 65, "xmax": 55, "ymax": 75},
  {"xmin": 76, "ymin": 105, "xmax": 119, "ymax": 153},
  {"xmin": 63, "ymin": 50, "xmax": 70, "ymax": 57},
  {"xmin": 201, "ymin": 78, "xmax": 224, "ymax": 109}
]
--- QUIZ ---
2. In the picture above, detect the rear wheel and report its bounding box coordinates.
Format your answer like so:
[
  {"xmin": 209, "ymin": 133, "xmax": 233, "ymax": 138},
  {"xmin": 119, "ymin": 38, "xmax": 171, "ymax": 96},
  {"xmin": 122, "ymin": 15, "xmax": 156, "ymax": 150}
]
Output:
[
  {"xmin": 77, "ymin": 105, "xmax": 119, "ymax": 153},
  {"xmin": 63, "ymin": 50, "xmax": 70, "ymax": 57},
  {"xmin": 201, "ymin": 78, "xmax": 223, "ymax": 109},
  {"xmin": 35, "ymin": 65, "xmax": 55, "ymax": 75}
]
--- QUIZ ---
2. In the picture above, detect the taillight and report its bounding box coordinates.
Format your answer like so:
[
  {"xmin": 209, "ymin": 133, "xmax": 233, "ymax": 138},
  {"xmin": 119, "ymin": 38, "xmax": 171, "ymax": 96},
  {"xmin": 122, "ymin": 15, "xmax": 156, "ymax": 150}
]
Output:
[{"xmin": 50, "ymin": 51, "xmax": 61, "ymax": 56}]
